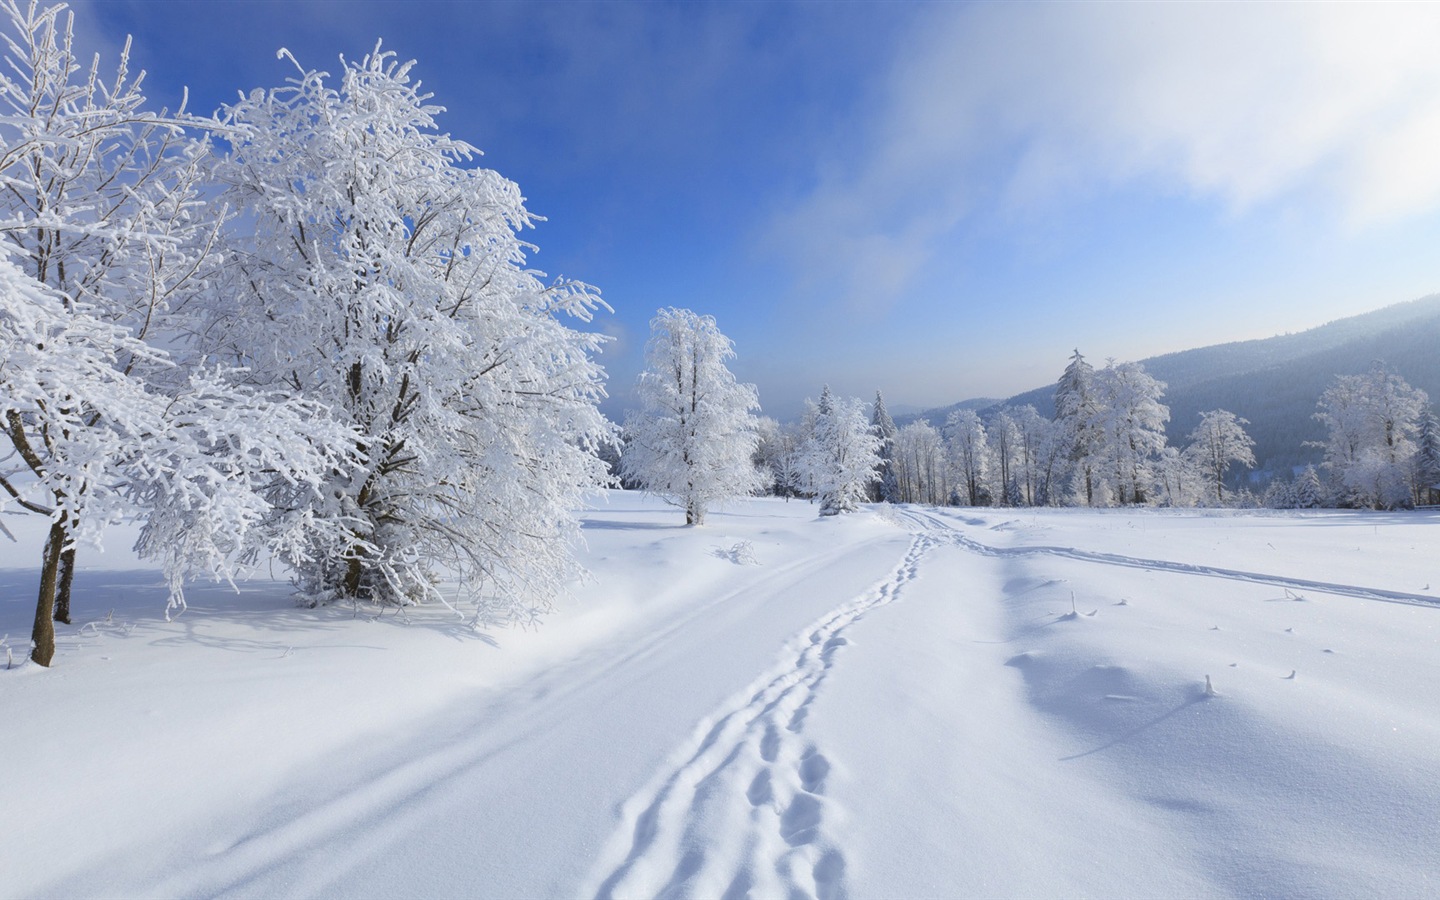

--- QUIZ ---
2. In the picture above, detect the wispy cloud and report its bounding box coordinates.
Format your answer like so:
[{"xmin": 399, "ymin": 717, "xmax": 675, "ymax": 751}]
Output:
[{"xmin": 769, "ymin": 2, "xmax": 1440, "ymax": 313}]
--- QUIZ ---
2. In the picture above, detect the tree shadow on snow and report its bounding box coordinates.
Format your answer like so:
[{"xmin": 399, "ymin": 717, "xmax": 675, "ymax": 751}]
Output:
[
  {"xmin": 1059, "ymin": 693, "xmax": 1215, "ymax": 762},
  {"xmin": 0, "ymin": 566, "xmax": 504, "ymax": 661}
]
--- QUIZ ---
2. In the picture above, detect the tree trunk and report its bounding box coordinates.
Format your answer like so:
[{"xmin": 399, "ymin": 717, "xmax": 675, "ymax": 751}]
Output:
[
  {"xmin": 30, "ymin": 520, "xmax": 65, "ymax": 667},
  {"xmin": 54, "ymin": 543, "xmax": 76, "ymax": 624}
]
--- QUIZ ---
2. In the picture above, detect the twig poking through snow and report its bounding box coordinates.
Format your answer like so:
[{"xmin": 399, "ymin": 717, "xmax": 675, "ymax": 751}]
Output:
[{"xmin": 713, "ymin": 541, "xmax": 760, "ymax": 565}]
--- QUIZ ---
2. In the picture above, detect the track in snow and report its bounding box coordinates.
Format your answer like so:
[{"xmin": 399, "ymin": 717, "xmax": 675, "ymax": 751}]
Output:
[
  {"xmin": 897, "ymin": 507, "xmax": 1440, "ymax": 609},
  {"xmin": 586, "ymin": 532, "xmax": 940, "ymax": 900}
]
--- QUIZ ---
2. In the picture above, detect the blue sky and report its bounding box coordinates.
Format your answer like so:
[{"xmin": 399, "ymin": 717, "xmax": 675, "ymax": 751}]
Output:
[{"xmin": 71, "ymin": 1, "xmax": 1440, "ymax": 419}]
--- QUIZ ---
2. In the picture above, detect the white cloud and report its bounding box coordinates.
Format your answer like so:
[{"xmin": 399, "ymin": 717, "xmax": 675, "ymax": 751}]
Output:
[{"xmin": 771, "ymin": 2, "xmax": 1440, "ymax": 311}]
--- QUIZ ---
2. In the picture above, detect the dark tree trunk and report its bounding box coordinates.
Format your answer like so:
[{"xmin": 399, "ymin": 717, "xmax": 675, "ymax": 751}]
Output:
[
  {"xmin": 54, "ymin": 544, "xmax": 76, "ymax": 624},
  {"xmin": 31, "ymin": 520, "xmax": 65, "ymax": 667}
]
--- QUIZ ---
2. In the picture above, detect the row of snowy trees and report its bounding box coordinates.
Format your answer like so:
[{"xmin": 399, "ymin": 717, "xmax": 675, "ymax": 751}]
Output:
[
  {"xmin": 854, "ymin": 353, "xmax": 1258, "ymax": 511},
  {"xmin": 1, "ymin": 2, "xmax": 610, "ymax": 664},
  {"xmin": 616, "ymin": 312, "xmax": 1435, "ymax": 529}
]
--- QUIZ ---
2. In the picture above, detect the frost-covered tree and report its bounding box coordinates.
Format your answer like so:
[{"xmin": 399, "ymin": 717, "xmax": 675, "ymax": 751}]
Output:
[
  {"xmin": 1293, "ymin": 465, "xmax": 1325, "ymax": 509},
  {"xmin": 755, "ymin": 417, "xmax": 806, "ymax": 500},
  {"xmin": 987, "ymin": 408, "xmax": 1021, "ymax": 506},
  {"xmin": 1095, "ymin": 360, "xmax": 1169, "ymax": 505},
  {"xmin": 1261, "ymin": 477, "xmax": 1295, "ymax": 510},
  {"xmin": 623, "ymin": 308, "xmax": 762, "ymax": 524},
  {"xmin": 801, "ymin": 386, "xmax": 880, "ymax": 515},
  {"xmin": 946, "ymin": 408, "xmax": 987, "ymax": 506},
  {"xmin": 894, "ymin": 421, "xmax": 946, "ymax": 505},
  {"xmin": 1054, "ymin": 350, "xmax": 1104, "ymax": 505},
  {"xmin": 1314, "ymin": 364, "xmax": 1427, "ymax": 510},
  {"xmin": 1012, "ymin": 405, "xmax": 1060, "ymax": 506},
  {"xmin": 869, "ymin": 391, "xmax": 900, "ymax": 503},
  {"xmin": 0, "ymin": 0, "xmax": 212, "ymax": 632},
  {"xmin": 208, "ymin": 46, "xmax": 611, "ymax": 616},
  {"xmin": 1184, "ymin": 409, "xmax": 1256, "ymax": 505},
  {"xmin": 0, "ymin": 2, "xmax": 348, "ymax": 665},
  {"xmin": 1153, "ymin": 446, "xmax": 1203, "ymax": 507},
  {"xmin": 1412, "ymin": 406, "xmax": 1440, "ymax": 505}
]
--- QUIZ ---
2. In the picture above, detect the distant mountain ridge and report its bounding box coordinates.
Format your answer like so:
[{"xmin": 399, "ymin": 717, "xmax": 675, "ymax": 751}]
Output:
[{"xmin": 900, "ymin": 294, "xmax": 1440, "ymax": 475}]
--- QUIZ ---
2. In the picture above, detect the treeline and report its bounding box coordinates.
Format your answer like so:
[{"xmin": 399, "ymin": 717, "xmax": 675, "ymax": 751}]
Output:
[
  {"xmin": 747, "ymin": 352, "xmax": 1439, "ymax": 513},
  {"xmin": 982, "ymin": 297, "xmax": 1440, "ymax": 475}
]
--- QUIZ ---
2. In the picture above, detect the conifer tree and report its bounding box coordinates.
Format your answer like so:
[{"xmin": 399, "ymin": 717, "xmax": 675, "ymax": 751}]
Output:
[
  {"xmin": 1054, "ymin": 350, "xmax": 1103, "ymax": 505},
  {"xmin": 1294, "ymin": 465, "xmax": 1325, "ymax": 508},
  {"xmin": 1415, "ymin": 406, "xmax": 1440, "ymax": 505},
  {"xmin": 870, "ymin": 391, "xmax": 900, "ymax": 503},
  {"xmin": 801, "ymin": 386, "xmax": 880, "ymax": 515}
]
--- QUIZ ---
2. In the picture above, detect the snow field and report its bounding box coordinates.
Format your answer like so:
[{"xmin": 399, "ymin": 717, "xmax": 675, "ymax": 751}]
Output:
[{"xmin": 3, "ymin": 495, "xmax": 1439, "ymax": 898}]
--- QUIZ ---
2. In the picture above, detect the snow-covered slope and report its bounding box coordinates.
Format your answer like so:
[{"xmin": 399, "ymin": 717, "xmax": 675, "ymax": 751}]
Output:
[{"xmin": 3, "ymin": 496, "xmax": 1438, "ymax": 897}]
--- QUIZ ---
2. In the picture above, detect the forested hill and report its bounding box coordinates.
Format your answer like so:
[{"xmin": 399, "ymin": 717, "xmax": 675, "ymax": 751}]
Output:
[{"xmin": 912, "ymin": 294, "xmax": 1440, "ymax": 475}]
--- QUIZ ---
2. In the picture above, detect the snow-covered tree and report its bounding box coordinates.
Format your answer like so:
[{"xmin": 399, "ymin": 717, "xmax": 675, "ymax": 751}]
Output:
[
  {"xmin": 1261, "ymin": 477, "xmax": 1295, "ymax": 509},
  {"xmin": 623, "ymin": 308, "xmax": 762, "ymax": 524},
  {"xmin": 0, "ymin": 2, "xmax": 349, "ymax": 665},
  {"xmin": 1095, "ymin": 359, "xmax": 1169, "ymax": 505},
  {"xmin": 754, "ymin": 416, "xmax": 806, "ymax": 500},
  {"xmin": 893, "ymin": 421, "xmax": 946, "ymax": 505},
  {"xmin": 1184, "ymin": 409, "xmax": 1256, "ymax": 505},
  {"xmin": 869, "ymin": 391, "xmax": 900, "ymax": 503},
  {"xmin": 1054, "ymin": 350, "xmax": 1104, "ymax": 505},
  {"xmin": 1152, "ymin": 446, "xmax": 1203, "ymax": 507},
  {"xmin": 801, "ymin": 386, "xmax": 880, "ymax": 515},
  {"xmin": 1293, "ymin": 465, "xmax": 1325, "ymax": 509},
  {"xmin": 208, "ymin": 46, "xmax": 612, "ymax": 616},
  {"xmin": 1314, "ymin": 364, "xmax": 1427, "ymax": 510},
  {"xmin": 1412, "ymin": 406, "xmax": 1440, "ymax": 505},
  {"xmin": 946, "ymin": 409, "xmax": 987, "ymax": 506},
  {"xmin": 1012, "ymin": 405, "xmax": 1061, "ymax": 506},
  {"xmin": 987, "ymin": 408, "xmax": 1021, "ymax": 506}
]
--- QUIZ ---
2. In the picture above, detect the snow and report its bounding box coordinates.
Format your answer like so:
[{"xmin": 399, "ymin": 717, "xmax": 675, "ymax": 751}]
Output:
[{"xmin": 3, "ymin": 495, "xmax": 1439, "ymax": 897}]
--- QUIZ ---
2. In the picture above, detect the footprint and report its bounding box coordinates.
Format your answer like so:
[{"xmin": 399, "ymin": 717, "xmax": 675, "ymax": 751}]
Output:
[
  {"xmin": 760, "ymin": 724, "xmax": 780, "ymax": 762},
  {"xmin": 746, "ymin": 768, "xmax": 773, "ymax": 807},
  {"xmin": 720, "ymin": 870, "xmax": 753, "ymax": 900},
  {"xmin": 814, "ymin": 850, "xmax": 847, "ymax": 900},
  {"xmin": 779, "ymin": 793, "xmax": 823, "ymax": 846},
  {"xmin": 800, "ymin": 748, "xmax": 831, "ymax": 794},
  {"xmin": 787, "ymin": 700, "xmax": 811, "ymax": 733}
]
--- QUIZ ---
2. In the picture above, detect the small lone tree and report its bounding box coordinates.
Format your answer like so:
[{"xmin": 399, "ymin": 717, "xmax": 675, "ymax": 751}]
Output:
[{"xmin": 622, "ymin": 308, "xmax": 762, "ymax": 525}]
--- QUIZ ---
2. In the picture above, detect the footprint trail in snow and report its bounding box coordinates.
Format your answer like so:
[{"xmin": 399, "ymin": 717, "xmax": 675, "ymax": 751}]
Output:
[{"xmin": 586, "ymin": 532, "xmax": 939, "ymax": 900}]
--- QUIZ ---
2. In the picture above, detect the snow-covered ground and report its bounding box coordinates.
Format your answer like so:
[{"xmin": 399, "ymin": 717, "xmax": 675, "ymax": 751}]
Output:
[{"xmin": 3, "ymin": 494, "xmax": 1439, "ymax": 898}]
